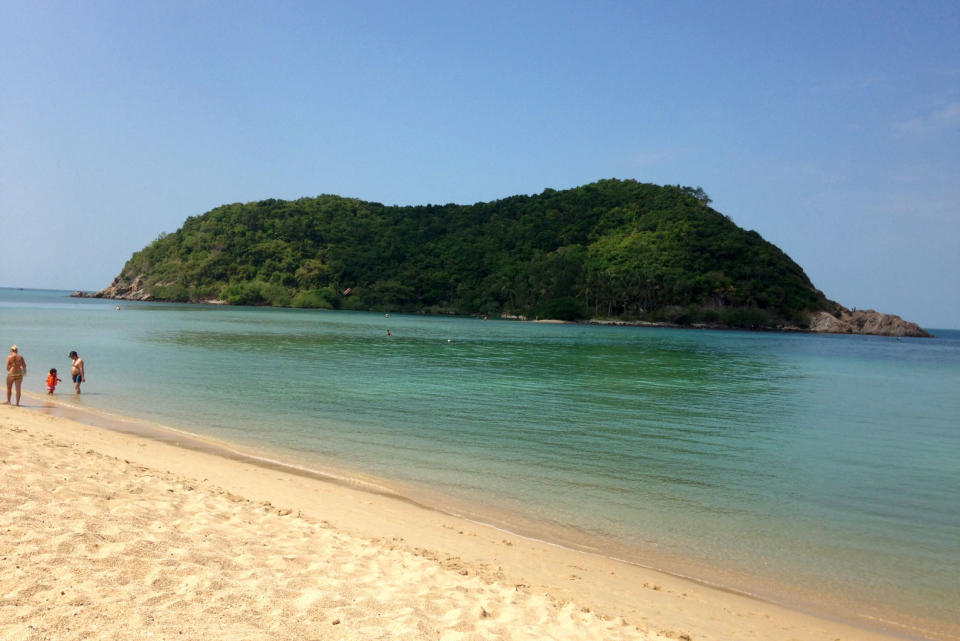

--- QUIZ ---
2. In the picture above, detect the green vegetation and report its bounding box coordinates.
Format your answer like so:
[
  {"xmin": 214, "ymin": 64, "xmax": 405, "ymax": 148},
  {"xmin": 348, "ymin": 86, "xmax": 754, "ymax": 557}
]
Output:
[{"xmin": 111, "ymin": 179, "xmax": 838, "ymax": 328}]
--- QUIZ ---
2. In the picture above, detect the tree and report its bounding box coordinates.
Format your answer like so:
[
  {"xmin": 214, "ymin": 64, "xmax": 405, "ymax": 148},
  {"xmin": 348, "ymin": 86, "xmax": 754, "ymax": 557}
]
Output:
[{"xmin": 681, "ymin": 185, "xmax": 712, "ymax": 206}]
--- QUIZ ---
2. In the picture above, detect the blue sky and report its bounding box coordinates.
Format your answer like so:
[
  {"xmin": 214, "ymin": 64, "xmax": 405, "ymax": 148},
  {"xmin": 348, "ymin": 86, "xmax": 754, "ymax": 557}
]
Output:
[{"xmin": 2, "ymin": 1, "xmax": 958, "ymax": 327}]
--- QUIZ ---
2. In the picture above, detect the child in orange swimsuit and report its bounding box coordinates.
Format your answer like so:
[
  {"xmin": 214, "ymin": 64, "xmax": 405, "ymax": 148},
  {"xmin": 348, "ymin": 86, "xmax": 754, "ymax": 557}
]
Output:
[{"xmin": 46, "ymin": 368, "xmax": 61, "ymax": 394}]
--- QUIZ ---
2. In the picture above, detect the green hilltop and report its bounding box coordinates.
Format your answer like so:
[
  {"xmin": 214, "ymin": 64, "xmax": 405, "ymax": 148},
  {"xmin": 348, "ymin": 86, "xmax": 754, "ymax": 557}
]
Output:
[{"xmin": 100, "ymin": 179, "xmax": 840, "ymax": 328}]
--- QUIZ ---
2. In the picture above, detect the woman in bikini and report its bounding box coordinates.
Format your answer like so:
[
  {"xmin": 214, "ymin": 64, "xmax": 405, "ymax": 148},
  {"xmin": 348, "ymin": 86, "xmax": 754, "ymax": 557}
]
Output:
[{"xmin": 5, "ymin": 345, "xmax": 27, "ymax": 406}]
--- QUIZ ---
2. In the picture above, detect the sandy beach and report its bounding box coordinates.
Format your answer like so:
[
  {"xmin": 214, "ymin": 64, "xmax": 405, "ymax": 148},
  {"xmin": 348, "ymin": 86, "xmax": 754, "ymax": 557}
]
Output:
[{"xmin": 0, "ymin": 402, "xmax": 916, "ymax": 641}]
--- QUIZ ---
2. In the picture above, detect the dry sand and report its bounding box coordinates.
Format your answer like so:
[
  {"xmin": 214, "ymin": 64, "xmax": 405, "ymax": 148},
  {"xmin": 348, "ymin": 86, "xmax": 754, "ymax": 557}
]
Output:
[{"xmin": 0, "ymin": 403, "xmax": 910, "ymax": 641}]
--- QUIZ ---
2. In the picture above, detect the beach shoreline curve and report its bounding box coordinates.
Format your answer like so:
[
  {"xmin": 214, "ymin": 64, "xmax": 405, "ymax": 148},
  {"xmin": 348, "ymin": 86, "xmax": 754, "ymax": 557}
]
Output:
[{"xmin": 2, "ymin": 400, "xmax": 948, "ymax": 641}]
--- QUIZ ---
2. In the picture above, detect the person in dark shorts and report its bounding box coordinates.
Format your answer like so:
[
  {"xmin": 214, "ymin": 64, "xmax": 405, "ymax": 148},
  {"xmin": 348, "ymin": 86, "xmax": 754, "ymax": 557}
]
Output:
[{"xmin": 69, "ymin": 350, "xmax": 85, "ymax": 394}]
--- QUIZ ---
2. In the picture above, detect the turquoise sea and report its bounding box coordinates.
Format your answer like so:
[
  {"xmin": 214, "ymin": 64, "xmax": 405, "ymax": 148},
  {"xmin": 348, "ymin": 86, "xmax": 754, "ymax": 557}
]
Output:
[{"xmin": 3, "ymin": 288, "xmax": 958, "ymax": 639}]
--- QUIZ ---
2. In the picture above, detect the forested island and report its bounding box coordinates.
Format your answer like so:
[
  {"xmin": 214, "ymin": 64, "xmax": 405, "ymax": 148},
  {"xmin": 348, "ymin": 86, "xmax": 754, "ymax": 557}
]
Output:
[{"xmin": 79, "ymin": 179, "xmax": 930, "ymax": 336}]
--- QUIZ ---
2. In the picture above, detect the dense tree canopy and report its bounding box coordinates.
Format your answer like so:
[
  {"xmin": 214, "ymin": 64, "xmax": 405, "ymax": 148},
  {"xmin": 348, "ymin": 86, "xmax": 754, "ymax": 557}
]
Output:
[{"xmin": 110, "ymin": 179, "xmax": 837, "ymax": 328}]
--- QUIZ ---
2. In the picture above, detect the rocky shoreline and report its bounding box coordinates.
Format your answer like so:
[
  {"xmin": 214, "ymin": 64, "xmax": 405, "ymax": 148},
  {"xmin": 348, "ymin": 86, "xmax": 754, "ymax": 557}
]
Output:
[
  {"xmin": 74, "ymin": 279, "xmax": 932, "ymax": 338},
  {"xmin": 583, "ymin": 309, "xmax": 932, "ymax": 338},
  {"xmin": 73, "ymin": 275, "xmax": 153, "ymax": 301},
  {"xmin": 806, "ymin": 309, "xmax": 932, "ymax": 337}
]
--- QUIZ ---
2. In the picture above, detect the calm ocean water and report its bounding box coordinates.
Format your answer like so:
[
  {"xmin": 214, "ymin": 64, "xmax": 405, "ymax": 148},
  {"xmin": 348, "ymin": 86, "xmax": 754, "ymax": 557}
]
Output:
[{"xmin": 3, "ymin": 288, "xmax": 958, "ymax": 638}]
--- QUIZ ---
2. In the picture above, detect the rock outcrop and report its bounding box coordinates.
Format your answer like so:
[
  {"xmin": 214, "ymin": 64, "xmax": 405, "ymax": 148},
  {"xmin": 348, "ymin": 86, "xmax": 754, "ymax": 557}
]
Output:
[
  {"xmin": 72, "ymin": 275, "xmax": 152, "ymax": 301},
  {"xmin": 809, "ymin": 308, "xmax": 932, "ymax": 338}
]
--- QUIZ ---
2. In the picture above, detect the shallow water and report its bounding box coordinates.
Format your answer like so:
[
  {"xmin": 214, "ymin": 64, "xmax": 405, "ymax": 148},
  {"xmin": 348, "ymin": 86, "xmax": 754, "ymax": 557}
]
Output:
[{"xmin": 3, "ymin": 288, "xmax": 958, "ymax": 638}]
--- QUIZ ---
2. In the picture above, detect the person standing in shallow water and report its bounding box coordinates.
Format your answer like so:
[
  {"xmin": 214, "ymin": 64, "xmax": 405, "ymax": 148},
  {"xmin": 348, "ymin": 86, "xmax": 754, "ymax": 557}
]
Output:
[
  {"xmin": 69, "ymin": 350, "xmax": 85, "ymax": 394},
  {"xmin": 5, "ymin": 345, "xmax": 26, "ymax": 406}
]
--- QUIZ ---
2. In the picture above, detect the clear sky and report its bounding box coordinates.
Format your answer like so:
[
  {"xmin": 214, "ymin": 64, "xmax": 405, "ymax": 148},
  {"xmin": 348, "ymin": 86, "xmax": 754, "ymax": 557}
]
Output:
[{"xmin": 2, "ymin": 1, "xmax": 958, "ymax": 328}]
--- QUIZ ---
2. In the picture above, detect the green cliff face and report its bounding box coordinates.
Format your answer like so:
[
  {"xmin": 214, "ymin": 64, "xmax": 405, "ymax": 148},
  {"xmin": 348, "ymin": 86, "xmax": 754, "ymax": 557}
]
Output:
[{"xmin": 105, "ymin": 179, "xmax": 837, "ymax": 329}]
